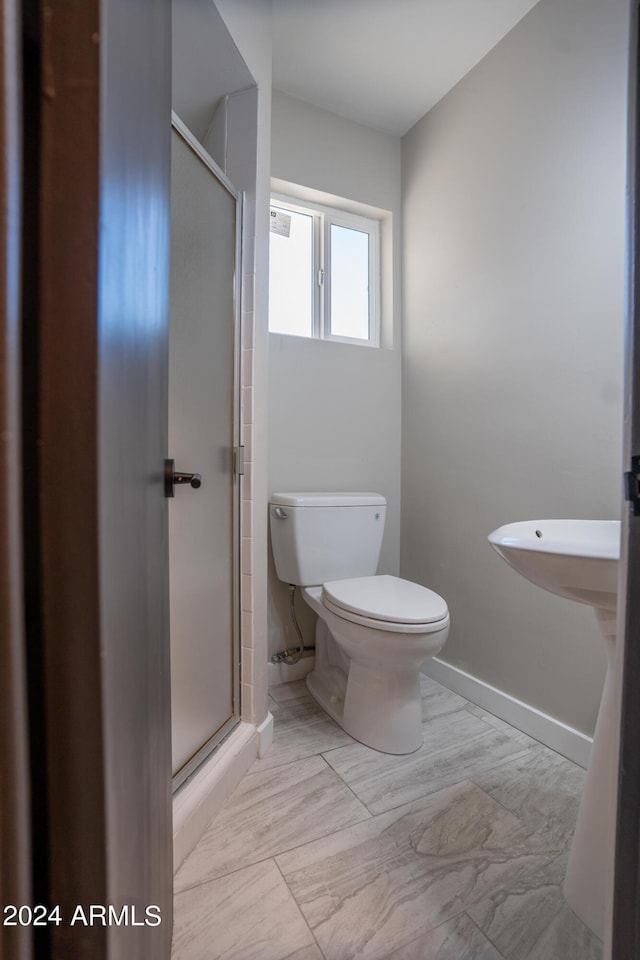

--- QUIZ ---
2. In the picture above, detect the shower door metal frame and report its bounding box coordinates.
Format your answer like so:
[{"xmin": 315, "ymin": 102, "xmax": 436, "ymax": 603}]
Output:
[{"xmin": 170, "ymin": 112, "xmax": 242, "ymax": 790}]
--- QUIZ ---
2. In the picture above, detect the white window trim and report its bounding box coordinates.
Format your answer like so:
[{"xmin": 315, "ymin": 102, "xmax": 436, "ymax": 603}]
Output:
[{"xmin": 270, "ymin": 192, "xmax": 381, "ymax": 348}]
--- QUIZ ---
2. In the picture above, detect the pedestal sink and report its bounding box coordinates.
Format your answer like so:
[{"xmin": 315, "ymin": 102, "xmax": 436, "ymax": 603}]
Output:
[{"xmin": 488, "ymin": 519, "xmax": 620, "ymax": 940}]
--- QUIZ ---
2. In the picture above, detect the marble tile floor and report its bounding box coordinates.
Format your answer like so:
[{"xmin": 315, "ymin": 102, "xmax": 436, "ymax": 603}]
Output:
[{"xmin": 171, "ymin": 675, "xmax": 602, "ymax": 960}]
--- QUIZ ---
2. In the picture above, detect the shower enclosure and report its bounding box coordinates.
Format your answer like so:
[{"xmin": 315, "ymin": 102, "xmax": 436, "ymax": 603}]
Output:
[{"xmin": 168, "ymin": 116, "xmax": 242, "ymax": 788}]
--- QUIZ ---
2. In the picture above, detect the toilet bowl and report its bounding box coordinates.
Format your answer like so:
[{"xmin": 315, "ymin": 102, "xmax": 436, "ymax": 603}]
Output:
[
  {"xmin": 303, "ymin": 576, "xmax": 449, "ymax": 753},
  {"xmin": 270, "ymin": 493, "xmax": 450, "ymax": 754}
]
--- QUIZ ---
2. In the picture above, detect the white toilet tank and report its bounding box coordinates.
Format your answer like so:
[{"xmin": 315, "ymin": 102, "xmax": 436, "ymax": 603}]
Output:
[{"xmin": 270, "ymin": 492, "xmax": 387, "ymax": 586}]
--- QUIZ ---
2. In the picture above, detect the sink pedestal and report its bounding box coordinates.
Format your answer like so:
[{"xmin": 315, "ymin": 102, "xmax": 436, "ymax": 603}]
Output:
[
  {"xmin": 563, "ymin": 605, "xmax": 617, "ymax": 941},
  {"xmin": 488, "ymin": 520, "xmax": 621, "ymax": 942}
]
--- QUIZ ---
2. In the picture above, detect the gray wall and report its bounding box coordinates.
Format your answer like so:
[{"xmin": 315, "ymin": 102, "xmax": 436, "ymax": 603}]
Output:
[
  {"xmin": 268, "ymin": 90, "xmax": 402, "ymax": 659},
  {"xmin": 401, "ymin": 0, "xmax": 629, "ymax": 735},
  {"xmin": 172, "ymin": 0, "xmax": 254, "ymax": 143}
]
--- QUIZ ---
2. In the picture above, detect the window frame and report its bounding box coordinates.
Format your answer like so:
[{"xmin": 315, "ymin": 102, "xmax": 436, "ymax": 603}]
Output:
[{"xmin": 270, "ymin": 192, "xmax": 381, "ymax": 348}]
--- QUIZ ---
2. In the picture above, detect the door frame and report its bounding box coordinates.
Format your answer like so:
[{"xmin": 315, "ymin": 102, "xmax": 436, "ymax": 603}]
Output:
[
  {"xmin": 170, "ymin": 112, "xmax": 244, "ymax": 790},
  {"xmin": 0, "ymin": 1, "xmax": 31, "ymax": 957},
  {"xmin": 612, "ymin": 1, "xmax": 640, "ymax": 956}
]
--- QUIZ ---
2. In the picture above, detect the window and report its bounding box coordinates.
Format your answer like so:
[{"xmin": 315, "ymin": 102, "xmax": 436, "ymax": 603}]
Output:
[{"xmin": 269, "ymin": 195, "xmax": 380, "ymax": 346}]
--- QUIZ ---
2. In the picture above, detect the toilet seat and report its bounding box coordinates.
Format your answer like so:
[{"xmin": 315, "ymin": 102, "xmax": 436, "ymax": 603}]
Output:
[{"xmin": 321, "ymin": 574, "xmax": 449, "ymax": 634}]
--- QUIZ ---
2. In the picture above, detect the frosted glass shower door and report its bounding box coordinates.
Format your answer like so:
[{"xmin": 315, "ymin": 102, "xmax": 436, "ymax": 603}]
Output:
[{"xmin": 168, "ymin": 117, "xmax": 241, "ymax": 786}]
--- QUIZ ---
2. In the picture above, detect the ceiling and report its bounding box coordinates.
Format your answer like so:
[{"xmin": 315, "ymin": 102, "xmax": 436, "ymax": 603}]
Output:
[{"xmin": 272, "ymin": 0, "xmax": 541, "ymax": 137}]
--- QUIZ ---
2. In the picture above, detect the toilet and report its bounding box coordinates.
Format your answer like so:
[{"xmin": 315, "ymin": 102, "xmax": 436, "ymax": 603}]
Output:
[{"xmin": 270, "ymin": 492, "xmax": 450, "ymax": 754}]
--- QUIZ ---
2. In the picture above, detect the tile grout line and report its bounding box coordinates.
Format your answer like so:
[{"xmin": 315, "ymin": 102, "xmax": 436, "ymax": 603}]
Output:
[
  {"xmin": 373, "ymin": 910, "xmax": 507, "ymax": 960},
  {"xmin": 174, "ymin": 853, "xmax": 288, "ymax": 899},
  {"xmin": 464, "ymin": 910, "xmax": 508, "ymax": 960},
  {"xmin": 466, "ymin": 745, "xmax": 584, "ymax": 825},
  {"xmin": 320, "ymin": 739, "xmax": 537, "ymax": 819},
  {"xmin": 461, "ymin": 742, "xmax": 545, "ymax": 787},
  {"xmin": 466, "ymin": 774, "xmax": 534, "ymax": 822},
  {"xmin": 272, "ymin": 856, "xmax": 327, "ymax": 960},
  {"xmin": 247, "ymin": 742, "xmax": 353, "ymax": 775},
  {"xmin": 464, "ymin": 775, "xmax": 576, "ymax": 869},
  {"xmin": 465, "ymin": 704, "xmax": 540, "ymax": 747},
  {"xmin": 174, "ymin": 757, "xmax": 373, "ymax": 897},
  {"xmin": 317, "ymin": 749, "xmax": 379, "ymax": 814},
  {"xmin": 174, "ymin": 798, "xmax": 374, "ymax": 899}
]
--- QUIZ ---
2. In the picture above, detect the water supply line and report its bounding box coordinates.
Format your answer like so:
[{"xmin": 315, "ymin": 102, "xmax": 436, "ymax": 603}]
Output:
[{"xmin": 271, "ymin": 584, "xmax": 315, "ymax": 665}]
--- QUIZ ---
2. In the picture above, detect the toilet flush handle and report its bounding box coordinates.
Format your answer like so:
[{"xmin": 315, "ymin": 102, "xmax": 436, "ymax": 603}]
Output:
[{"xmin": 273, "ymin": 507, "xmax": 288, "ymax": 519}]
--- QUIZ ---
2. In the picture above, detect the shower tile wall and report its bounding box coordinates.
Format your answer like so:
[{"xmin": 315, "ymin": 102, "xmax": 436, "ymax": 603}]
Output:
[{"xmin": 171, "ymin": 676, "xmax": 601, "ymax": 960}]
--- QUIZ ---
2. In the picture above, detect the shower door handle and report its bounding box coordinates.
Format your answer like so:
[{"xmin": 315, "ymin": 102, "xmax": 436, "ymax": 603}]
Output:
[{"xmin": 164, "ymin": 459, "xmax": 202, "ymax": 497}]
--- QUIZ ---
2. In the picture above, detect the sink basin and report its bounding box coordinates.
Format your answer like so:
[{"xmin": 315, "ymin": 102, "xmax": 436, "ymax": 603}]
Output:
[
  {"xmin": 488, "ymin": 517, "xmax": 621, "ymax": 940},
  {"xmin": 488, "ymin": 519, "xmax": 620, "ymax": 611}
]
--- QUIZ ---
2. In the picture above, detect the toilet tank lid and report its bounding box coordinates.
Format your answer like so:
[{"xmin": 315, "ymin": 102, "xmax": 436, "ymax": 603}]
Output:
[{"xmin": 270, "ymin": 492, "xmax": 386, "ymax": 508}]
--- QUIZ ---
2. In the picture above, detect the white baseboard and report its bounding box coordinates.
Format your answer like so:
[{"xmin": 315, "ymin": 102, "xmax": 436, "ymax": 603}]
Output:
[
  {"xmin": 268, "ymin": 655, "xmax": 315, "ymax": 687},
  {"xmin": 172, "ymin": 721, "xmax": 258, "ymax": 873},
  {"xmin": 257, "ymin": 711, "xmax": 274, "ymax": 757},
  {"xmin": 422, "ymin": 657, "xmax": 592, "ymax": 769}
]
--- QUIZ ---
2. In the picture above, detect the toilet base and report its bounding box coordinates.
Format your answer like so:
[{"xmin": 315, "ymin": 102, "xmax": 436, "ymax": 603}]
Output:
[
  {"xmin": 306, "ymin": 669, "xmax": 347, "ymax": 730},
  {"xmin": 305, "ymin": 616, "xmax": 424, "ymax": 754},
  {"xmin": 306, "ymin": 663, "xmax": 423, "ymax": 754}
]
